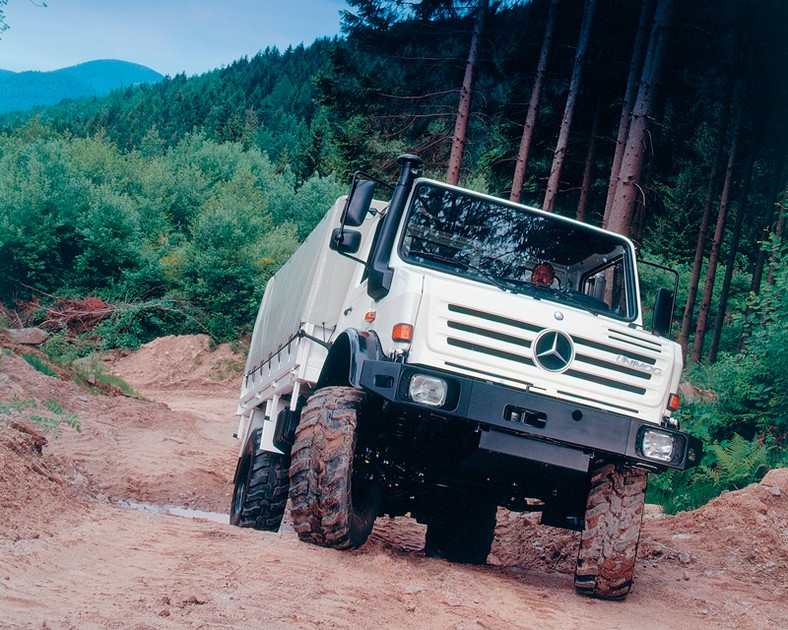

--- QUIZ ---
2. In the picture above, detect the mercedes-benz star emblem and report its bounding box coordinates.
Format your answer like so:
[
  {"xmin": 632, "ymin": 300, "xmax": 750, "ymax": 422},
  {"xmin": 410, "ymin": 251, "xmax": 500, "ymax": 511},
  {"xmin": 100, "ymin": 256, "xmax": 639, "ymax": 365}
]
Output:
[{"xmin": 533, "ymin": 330, "xmax": 575, "ymax": 373}]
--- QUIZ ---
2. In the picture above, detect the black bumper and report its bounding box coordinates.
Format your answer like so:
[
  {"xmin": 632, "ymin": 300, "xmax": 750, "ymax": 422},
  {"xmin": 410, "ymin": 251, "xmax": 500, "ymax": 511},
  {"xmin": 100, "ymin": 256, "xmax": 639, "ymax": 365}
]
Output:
[{"xmin": 359, "ymin": 360, "xmax": 703, "ymax": 473}]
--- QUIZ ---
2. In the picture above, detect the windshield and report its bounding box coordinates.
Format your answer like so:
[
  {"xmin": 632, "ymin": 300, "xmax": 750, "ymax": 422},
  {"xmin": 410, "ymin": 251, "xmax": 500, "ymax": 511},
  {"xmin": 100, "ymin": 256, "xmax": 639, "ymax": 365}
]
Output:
[{"xmin": 399, "ymin": 182, "xmax": 638, "ymax": 320}]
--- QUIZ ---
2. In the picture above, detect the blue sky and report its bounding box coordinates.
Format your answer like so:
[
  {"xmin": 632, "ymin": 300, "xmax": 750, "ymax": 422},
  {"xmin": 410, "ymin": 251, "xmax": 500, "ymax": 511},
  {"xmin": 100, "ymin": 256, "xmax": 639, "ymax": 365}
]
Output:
[{"xmin": 0, "ymin": 0, "xmax": 349, "ymax": 76}]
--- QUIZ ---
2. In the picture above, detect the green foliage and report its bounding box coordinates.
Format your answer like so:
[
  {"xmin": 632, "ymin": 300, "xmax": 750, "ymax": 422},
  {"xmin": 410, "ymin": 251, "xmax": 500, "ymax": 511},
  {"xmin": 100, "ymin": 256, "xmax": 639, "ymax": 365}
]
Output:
[
  {"xmin": 71, "ymin": 358, "xmax": 140, "ymax": 398},
  {"xmin": 0, "ymin": 396, "xmax": 81, "ymax": 438},
  {"xmin": 41, "ymin": 331, "xmax": 97, "ymax": 363},
  {"xmin": 0, "ymin": 123, "xmax": 340, "ymax": 341},
  {"xmin": 20, "ymin": 353, "xmax": 58, "ymax": 377},
  {"xmin": 646, "ymin": 467, "xmax": 721, "ymax": 514},
  {"xmin": 93, "ymin": 299, "xmax": 205, "ymax": 350},
  {"xmin": 646, "ymin": 433, "xmax": 773, "ymax": 513},
  {"xmin": 30, "ymin": 399, "xmax": 82, "ymax": 437},
  {"xmin": 28, "ymin": 334, "xmax": 139, "ymax": 396},
  {"xmin": 709, "ymin": 433, "xmax": 770, "ymax": 490},
  {"xmin": 647, "ymin": 241, "xmax": 788, "ymax": 513},
  {"xmin": 287, "ymin": 172, "xmax": 346, "ymax": 239},
  {"xmin": 0, "ymin": 396, "xmax": 37, "ymax": 416},
  {"xmin": 693, "ymin": 240, "xmax": 788, "ymax": 445}
]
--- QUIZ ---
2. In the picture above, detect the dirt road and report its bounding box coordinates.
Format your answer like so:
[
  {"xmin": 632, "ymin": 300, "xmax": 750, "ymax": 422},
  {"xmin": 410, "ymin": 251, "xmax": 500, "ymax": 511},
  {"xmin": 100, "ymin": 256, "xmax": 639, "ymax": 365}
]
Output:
[{"xmin": 1, "ymin": 335, "xmax": 785, "ymax": 629}]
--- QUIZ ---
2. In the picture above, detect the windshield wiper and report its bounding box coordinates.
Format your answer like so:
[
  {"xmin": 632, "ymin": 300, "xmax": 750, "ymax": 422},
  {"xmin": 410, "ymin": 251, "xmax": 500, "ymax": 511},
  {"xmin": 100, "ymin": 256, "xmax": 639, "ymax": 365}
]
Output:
[
  {"xmin": 412, "ymin": 251, "xmax": 607, "ymax": 315},
  {"xmin": 411, "ymin": 250, "xmax": 513, "ymax": 292},
  {"xmin": 549, "ymin": 287, "xmax": 605, "ymax": 316}
]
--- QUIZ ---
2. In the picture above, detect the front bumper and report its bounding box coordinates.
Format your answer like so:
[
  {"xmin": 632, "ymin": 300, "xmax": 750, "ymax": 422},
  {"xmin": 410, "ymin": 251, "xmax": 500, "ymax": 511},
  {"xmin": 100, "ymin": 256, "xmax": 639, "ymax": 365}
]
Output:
[{"xmin": 359, "ymin": 360, "xmax": 703, "ymax": 473}]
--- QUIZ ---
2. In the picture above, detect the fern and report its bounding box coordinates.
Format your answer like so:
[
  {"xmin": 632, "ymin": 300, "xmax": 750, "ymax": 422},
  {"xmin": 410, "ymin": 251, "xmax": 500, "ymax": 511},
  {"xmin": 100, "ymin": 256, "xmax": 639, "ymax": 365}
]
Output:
[
  {"xmin": 709, "ymin": 434, "xmax": 769, "ymax": 490},
  {"xmin": 0, "ymin": 396, "xmax": 80, "ymax": 437}
]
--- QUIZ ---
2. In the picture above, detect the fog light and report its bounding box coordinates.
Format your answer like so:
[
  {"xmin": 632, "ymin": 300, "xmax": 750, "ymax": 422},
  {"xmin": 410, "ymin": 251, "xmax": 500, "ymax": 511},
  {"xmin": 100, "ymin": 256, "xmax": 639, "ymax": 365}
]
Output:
[
  {"xmin": 408, "ymin": 374, "xmax": 447, "ymax": 407},
  {"xmin": 641, "ymin": 429, "xmax": 676, "ymax": 462}
]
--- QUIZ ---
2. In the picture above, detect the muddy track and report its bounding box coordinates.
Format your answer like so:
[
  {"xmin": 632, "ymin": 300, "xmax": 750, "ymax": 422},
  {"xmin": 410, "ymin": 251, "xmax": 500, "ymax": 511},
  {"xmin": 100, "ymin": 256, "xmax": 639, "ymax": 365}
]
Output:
[{"xmin": 1, "ymin": 335, "xmax": 785, "ymax": 629}]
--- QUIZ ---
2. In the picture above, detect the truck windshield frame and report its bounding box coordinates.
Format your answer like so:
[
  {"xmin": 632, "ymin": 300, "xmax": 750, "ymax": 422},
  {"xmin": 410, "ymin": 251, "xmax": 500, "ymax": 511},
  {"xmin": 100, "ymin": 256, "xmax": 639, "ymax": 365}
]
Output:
[{"xmin": 398, "ymin": 181, "xmax": 639, "ymax": 321}]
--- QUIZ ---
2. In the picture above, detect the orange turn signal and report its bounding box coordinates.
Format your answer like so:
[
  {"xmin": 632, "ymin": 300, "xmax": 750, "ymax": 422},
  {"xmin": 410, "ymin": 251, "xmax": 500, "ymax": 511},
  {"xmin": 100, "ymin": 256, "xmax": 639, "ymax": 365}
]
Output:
[
  {"xmin": 392, "ymin": 323, "xmax": 413, "ymax": 342},
  {"xmin": 667, "ymin": 393, "xmax": 680, "ymax": 412},
  {"xmin": 364, "ymin": 310, "xmax": 376, "ymax": 323}
]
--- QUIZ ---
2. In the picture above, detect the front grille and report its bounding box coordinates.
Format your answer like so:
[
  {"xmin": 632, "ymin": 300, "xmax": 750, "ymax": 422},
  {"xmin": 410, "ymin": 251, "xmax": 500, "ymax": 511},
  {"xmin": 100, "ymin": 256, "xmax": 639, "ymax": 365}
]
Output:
[{"xmin": 439, "ymin": 302, "xmax": 669, "ymax": 412}]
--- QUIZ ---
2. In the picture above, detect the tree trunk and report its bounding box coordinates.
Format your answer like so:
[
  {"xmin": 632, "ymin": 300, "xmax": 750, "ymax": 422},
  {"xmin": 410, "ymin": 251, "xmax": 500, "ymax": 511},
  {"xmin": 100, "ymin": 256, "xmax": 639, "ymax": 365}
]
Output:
[
  {"xmin": 446, "ymin": 0, "xmax": 488, "ymax": 185},
  {"xmin": 543, "ymin": 0, "xmax": 596, "ymax": 212},
  {"xmin": 678, "ymin": 77, "xmax": 735, "ymax": 354},
  {"xmin": 605, "ymin": 0, "xmax": 673, "ymax": 237},
  {"xmin": 603, "ymin": 0, "xmax": 655, "ymax": 224},
  {"xmin": 766, "ymin": 187, "xmax": 786, "ymax": 286},
  {"xmin": 737, "ymin": 159, "xmax": 787, "ymax": 353},
  {"xmin": 576, "ymin": 97, "xmax": 602, "ymax": 223},
  {"xmin": 707, "ymin": 144, "xmax": 756, "ymax": 363},
  {"xmin": 751, "ymin": 161, "xmax": 787, "ymax": 295},
  {"xmin": 691, "ymin": 88, "xmax": 745, "ymax": 364},
  {"xmin": 510, "ymin": 0, "xmax": 559, "ymax": 203}
]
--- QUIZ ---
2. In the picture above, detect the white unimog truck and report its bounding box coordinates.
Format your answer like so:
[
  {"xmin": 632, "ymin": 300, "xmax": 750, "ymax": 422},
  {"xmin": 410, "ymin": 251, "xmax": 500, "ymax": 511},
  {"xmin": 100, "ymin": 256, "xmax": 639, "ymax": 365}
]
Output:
[{"xmin": 230, "ymin": 154, "xmax": 702, "ymax": 600}]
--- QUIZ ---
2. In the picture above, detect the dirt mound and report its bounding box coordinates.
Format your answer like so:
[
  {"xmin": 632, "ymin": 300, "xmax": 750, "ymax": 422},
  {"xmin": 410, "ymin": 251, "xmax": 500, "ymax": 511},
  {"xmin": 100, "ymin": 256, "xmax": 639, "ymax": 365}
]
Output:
[
  {"xmin": 642, "ymin": 469, "xmax": 787, "ymax": 586},
  {"xmin": 0, "ymin": 422, "xmax": 88, "ymax": 541},
  {"xmin": 108, "ymin": 334, "xmax": 244, "ymax": 391},
  {"xmin": 491, "ymin": 510, "xmax": 578, "ymax": 573}
]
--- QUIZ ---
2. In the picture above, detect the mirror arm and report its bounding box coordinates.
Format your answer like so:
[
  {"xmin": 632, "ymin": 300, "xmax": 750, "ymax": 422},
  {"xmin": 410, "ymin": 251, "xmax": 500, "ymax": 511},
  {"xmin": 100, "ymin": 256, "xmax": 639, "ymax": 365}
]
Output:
[
  {"xmin": 336, "ymin": 251, "xmax": 366, "ymax": 266},
  {"xmin": 351, "ymin": 170, "xmax": 394, "ymax": 193},
  {"xmin": 639, "ymin": 260, "xmax": 680, "ymax": 297},
  {"xmin": 340, "ymin": 170, "xmax": 394, "ymax": 228}
]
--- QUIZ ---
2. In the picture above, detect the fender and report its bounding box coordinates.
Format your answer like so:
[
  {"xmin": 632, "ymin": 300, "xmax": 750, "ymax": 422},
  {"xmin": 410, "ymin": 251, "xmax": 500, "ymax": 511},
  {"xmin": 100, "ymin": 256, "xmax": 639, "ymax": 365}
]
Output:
[{"xmin": 316, "ymin": 329, "xmax": 385, "ymax": 390}]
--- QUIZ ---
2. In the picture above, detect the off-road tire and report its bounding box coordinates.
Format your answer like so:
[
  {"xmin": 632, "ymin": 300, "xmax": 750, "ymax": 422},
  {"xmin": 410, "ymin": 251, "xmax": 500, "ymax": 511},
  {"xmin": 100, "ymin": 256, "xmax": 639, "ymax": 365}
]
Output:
[
  {"xmin": 574, "ymin": 461, "xmax": 648, "ymax": 600},
  {"xmin": 424, "ymin": 494, "xmax": 497, "ymax": 565},
  {"xmin": 230, "ymin": 427, "xmax": 290, "ymax": 531},
  {"xmin": 288, "ymin": 387, "xmax": 380, "ymax": 550}
]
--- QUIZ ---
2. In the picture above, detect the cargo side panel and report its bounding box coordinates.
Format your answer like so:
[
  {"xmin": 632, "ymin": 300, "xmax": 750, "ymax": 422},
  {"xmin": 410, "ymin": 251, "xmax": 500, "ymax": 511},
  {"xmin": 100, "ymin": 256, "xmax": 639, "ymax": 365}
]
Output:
[{"xmin": 239, "ymin": 197, "xmax": 383, "ymax": 408}]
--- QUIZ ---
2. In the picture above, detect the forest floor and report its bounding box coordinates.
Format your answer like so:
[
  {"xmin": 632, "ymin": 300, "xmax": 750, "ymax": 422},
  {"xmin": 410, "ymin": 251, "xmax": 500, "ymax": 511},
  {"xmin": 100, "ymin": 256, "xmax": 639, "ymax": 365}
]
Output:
[{"xmin": 0, "ymin": 334, "xmax": 786, "ymax": 629}]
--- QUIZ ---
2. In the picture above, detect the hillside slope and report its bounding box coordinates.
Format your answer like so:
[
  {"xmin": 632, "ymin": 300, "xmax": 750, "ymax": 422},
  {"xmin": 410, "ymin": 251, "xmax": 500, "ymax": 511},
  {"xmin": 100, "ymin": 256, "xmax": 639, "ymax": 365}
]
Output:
[{"xmin": 0, "ymin": 59, "xmax": 163, "ymax": 113}]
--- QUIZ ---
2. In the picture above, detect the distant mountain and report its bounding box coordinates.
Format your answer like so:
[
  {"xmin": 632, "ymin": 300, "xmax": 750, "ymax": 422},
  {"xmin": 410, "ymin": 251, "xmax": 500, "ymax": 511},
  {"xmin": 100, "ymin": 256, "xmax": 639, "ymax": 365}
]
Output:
[{"xmin": 0, "ymin": 60, "xmax": 164, "ymax": 113}]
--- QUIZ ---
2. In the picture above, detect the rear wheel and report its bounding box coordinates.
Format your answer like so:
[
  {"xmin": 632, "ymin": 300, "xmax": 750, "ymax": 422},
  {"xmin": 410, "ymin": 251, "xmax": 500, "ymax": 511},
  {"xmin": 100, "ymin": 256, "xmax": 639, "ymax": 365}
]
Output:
[
  {"xmin": 425, "ymin": 493, "xmax": 497, "ymax": 565},
  {"xmin": 574, "ymin": 461, "xmax": 648, "ymax": 600},
  {"xmin": 230, "ymin": 427, "xmax": 290, "ymax": 531},
  {"xmin": 288, "ymin": 387, "xmax": 380, "ymax": 550}
]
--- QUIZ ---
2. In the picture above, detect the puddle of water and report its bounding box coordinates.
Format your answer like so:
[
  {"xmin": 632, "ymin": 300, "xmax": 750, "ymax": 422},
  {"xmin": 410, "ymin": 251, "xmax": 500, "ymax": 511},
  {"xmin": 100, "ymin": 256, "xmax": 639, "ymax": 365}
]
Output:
[{"xmin": 117, "ymin": 499, "xmax": 230, "ymax": 525}]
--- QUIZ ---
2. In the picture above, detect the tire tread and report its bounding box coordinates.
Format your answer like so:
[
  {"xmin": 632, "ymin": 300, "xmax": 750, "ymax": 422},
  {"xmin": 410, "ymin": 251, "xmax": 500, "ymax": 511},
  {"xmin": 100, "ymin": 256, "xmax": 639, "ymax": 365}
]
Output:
[{"xmin": 574, "ymin": 461, "xmax": 647, "ymax": 600}]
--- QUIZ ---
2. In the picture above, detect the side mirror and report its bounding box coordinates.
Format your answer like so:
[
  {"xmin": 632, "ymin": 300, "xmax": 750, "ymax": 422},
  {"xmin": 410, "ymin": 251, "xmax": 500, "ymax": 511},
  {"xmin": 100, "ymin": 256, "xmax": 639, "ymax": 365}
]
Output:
[
  {"xmin": 330, "ymin": 228, "xmax": 362, "ymax": 254},
  {"xmin": 342, "ymin": 178, "xmax": 376, "ymax": 227},
  {"xmin": 652, "ymin": 287, "xmax": 675, "ymax": 337}
]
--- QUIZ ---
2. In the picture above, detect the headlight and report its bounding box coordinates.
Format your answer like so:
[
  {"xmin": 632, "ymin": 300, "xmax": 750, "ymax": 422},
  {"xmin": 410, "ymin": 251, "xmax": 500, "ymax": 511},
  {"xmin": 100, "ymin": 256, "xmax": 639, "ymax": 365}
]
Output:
[
  {"xmin": 639, "ymin": 429, "xmax": 677, "ymax": 462},
  {"xmin": 408, "ymin": 374, "xmax": 447, "ymax": 407}
]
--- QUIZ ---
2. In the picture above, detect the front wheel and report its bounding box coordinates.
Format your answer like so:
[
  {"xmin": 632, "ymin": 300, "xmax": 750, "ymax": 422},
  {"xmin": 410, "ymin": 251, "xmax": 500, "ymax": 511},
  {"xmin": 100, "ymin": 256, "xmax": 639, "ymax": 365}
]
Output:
[
  {"xmin": 574, "ymin": 461, "xmax": 648, "ymax": 600},
  {"xmin": 288, "ymin": 387, "xmax": 380, "ymax": 550},
  {"xmin": 230, "ymin": 427, "xmax": 290, "ymax": 531}
]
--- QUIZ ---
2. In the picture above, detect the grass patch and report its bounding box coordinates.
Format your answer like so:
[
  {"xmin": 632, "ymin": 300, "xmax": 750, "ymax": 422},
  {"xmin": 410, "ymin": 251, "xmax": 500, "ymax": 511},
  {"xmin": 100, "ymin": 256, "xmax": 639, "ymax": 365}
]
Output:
[
  {"xmin": 11, "ymin": 335, "xmax": 141, "ymax": 398},
  {"xmin": 211, "ymin": 356, "xmax": 245, "ymax": 381},
  {"xmin": 72, "ymin": 359, "xmax": 141, "ymax": 397},
  {"xmin": 21, "ymin": 352, "xmax": 59, "ymax": 377}
]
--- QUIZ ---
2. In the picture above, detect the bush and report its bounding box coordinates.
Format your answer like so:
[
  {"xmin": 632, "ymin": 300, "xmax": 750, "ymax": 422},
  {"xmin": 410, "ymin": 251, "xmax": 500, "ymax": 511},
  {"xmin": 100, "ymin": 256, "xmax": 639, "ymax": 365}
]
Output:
[{"xmin": 94, "ymin": 298, "xmax": 205, "ymax": 350}]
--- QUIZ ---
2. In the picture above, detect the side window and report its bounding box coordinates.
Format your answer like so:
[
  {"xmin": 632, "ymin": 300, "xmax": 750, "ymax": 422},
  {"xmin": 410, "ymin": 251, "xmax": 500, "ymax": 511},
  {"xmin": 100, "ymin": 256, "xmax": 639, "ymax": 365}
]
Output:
[{"xmin": 582, "ymin": 258, "xmax": 629, "ymax": 316}]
